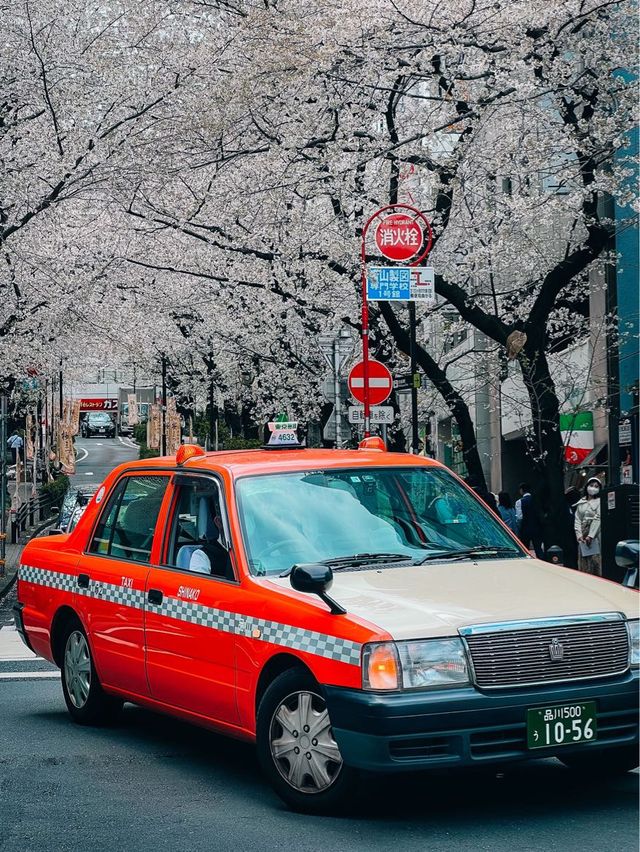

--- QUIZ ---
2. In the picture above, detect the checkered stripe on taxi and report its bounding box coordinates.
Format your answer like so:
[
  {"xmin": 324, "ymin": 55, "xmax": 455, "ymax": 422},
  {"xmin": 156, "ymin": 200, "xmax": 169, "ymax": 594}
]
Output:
[
  {"xmin": 19, "ymin": 565, "xmax": 362, "ymax": 666},
  {"xmin": 19, "ymin": 564, "xmax": 77, "ymax": 592},
  {"xmin": 237, "ymin": 614, "xmax": 361, "ymax": 665},
  {"xmin": 20, "ymin": 564, "xmax": 146, "ymax": 609}
]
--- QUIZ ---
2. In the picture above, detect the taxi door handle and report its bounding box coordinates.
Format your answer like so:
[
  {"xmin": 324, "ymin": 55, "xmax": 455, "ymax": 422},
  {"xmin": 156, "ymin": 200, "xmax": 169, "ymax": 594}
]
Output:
[
  {"xmin": 77, "ymin": 574, "xmax": 90, "ymax": 589},
  {"xmin": 148, "ymin": 589, "xmax": 163, "ymax": 605}
]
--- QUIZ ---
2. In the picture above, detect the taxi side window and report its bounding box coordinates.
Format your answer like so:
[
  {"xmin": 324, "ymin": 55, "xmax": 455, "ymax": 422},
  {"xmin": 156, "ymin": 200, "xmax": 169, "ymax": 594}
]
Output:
[
  {"xmin": 89, "ymin": 475, "xmax": 169, "ymax": 563},
  {"xmin": 166, "ymin": 478, "xmax": 234, "ymax": 580}
]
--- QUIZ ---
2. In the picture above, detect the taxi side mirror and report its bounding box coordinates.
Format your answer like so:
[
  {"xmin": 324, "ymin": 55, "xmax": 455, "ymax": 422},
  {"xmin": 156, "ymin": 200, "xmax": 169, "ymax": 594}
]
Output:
[{"xmin": 290, "ymin": 564, "xmax": 346, "ymax": 616}]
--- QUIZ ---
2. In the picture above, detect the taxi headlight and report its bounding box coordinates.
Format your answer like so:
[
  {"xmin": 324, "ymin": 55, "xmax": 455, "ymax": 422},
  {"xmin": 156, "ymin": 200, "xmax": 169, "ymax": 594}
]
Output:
[
  {"xmin": 363, "ymin": 638, "xmax": 470, "ymax": 691},
  {"xmin": 628, "ymin": 620, "xmax": 639, "ymax": 667}
]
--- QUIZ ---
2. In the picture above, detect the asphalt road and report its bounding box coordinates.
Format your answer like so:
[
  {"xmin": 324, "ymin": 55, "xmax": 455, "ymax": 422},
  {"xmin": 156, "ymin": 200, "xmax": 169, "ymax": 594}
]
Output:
[
  {"xmin": 71, "ymin": 435, "xmax": 138, "ymax": 486},
  {"xmin": 0, "ymin": 438, "xmax": 637, "ymax": 851}
]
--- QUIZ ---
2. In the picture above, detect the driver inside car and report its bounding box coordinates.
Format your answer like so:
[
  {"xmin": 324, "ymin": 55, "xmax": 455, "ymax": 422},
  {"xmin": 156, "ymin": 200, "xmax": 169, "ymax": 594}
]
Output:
[{"xmin": 177, "ymin": 495, "xmax": 233, "ymax": 580}]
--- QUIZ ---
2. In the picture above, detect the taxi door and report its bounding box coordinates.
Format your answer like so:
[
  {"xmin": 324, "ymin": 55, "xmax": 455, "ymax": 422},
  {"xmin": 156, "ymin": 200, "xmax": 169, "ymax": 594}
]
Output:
[
  {"xmin": 144, "ymin": 473, "xmax": 239, "ymax": 725},
  {"xmin": 76, "ymin": 472, "xmax": 171, "ymax": 697}
]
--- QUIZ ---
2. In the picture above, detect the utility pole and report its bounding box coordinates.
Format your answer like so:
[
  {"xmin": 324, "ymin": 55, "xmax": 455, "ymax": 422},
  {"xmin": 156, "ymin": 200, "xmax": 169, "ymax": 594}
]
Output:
[
  {"xmin": 161, "ymin": 354, "xmax": 167, "ymax": 456},
  {"xmin": 408, "ymin": 301, "xmax": 419, "ymax": 453},
  {"xmin": 333, "ymin": 336, "xmax": 343, "ymax": 448},
  {"xmin": 59, "ymin": 363, "xmax": 63, "ymax": 421},
  {"xmin": 208, "ymin": 376, "xmax": 218, "ymax": 452}
]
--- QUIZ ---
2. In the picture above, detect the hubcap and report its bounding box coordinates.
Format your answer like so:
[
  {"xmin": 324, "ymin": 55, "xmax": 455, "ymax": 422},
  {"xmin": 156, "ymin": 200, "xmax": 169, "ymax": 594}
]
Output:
[
  {"xmin": 269, "ymin": 690, "xmax": 343, "ymax": 794},
  {"xmin": 64, "ymin": 630, "xmax": 91, "ymax": 709}
]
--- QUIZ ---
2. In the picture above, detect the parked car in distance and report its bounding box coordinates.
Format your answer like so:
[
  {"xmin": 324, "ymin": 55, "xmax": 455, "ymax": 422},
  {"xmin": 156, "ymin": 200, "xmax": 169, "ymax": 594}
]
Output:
[
  {"xmin": 14, "ymin": 440, "xmax": 639, "ymax": 813},
  {"xmin": 49, "ymin": 486, "xmax": 99, "ymax": 535},
  {"xmin": 81, "ymin": 412, "xmax": 115, "ymax": 439}
]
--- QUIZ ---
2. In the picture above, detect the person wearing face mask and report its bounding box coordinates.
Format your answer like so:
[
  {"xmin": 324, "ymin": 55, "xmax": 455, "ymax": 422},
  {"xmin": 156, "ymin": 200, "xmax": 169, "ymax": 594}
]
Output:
[{"xmin": 574, "ymin": 477, "xmax": 602, "ymax": 575}]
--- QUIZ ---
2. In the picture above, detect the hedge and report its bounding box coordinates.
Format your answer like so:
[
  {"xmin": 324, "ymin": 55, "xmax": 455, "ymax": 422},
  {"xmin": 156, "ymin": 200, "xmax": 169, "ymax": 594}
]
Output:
[{"xmin": 39, "ymin": 475, "xmax": 70, "ymax": 506}]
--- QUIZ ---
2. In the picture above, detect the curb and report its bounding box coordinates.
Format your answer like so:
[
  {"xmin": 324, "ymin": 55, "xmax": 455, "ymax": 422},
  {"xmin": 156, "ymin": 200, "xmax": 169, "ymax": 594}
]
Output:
[{"xmin": 0, "ymin": 568, "xmax": 18, "ymax": 601}]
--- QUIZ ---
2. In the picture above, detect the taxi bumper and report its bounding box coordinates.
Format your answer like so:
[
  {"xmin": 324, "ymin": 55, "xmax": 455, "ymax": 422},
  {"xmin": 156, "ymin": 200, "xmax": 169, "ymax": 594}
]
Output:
[
  {"xmin": 324, "ymin": 671, "xmax": 640, "ymax": 772},
  {"xmin": 12, "ymin": 602, "xmax": 35, "ymax": 654}
]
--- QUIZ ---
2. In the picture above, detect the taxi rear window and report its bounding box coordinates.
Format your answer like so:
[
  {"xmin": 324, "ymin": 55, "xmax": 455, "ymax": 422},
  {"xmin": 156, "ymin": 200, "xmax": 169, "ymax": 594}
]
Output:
[{"xmin": 89, "ymin": 475, "xmax": 169, "ymax": 563}]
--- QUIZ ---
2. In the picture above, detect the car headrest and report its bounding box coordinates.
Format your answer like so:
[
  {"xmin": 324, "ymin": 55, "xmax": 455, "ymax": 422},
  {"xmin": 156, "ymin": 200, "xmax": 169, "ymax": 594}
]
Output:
[{"xmin": 197, "ymin": 496, "xmax": 218, "ymax": 542}]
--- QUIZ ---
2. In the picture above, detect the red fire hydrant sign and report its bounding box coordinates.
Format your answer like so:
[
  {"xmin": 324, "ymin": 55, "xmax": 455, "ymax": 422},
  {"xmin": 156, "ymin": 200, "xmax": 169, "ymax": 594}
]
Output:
[{"xmin": 375, "ymin": 213, "xmax": 423, "ymax": 261}]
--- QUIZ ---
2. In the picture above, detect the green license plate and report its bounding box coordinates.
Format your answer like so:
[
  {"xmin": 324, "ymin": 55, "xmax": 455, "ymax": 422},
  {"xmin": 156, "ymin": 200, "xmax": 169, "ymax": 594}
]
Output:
[{"xmin": 527, "ymin": 701, "xmax": 597, "ymax": 750}]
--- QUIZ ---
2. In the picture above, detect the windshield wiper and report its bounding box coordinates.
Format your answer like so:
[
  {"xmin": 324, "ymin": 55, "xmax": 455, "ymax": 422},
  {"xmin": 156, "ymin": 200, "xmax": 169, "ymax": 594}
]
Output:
[
  {"xmin": 321, "ymin": 552, "xmax": 415, "ymax": 568},
  {"xmin": 418, "ymin": 546, "xmax": 522, "ymax": 564},
  {"xmin": 279, "ymin": 553, "xmax": 413, "ymax": 576}
]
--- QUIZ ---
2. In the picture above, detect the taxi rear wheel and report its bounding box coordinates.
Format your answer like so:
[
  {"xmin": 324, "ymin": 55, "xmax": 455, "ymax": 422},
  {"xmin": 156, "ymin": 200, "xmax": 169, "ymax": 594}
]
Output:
[
  {"xmin": 60, "ymin": 622, "xmax": 122, "ymax": 725},
  {"xmin": 256, "ymin": 668, "xmax": 358, "ymax": 814}
]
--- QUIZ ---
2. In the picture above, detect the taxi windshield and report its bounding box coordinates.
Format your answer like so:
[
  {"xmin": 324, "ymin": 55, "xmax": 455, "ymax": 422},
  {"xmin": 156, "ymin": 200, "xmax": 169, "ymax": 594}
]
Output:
[{"xmin": 236, "ymin": 466, "xmax": 523, "ymax": 576}]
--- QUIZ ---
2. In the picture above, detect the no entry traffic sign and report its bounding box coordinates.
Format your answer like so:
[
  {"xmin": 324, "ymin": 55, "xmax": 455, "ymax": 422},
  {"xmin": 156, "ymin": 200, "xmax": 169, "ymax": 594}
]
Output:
[
  {"xmin": 375, "ymin": 213, "xmax": 423, "ymax": 261},
  {"xmin": 348, "ymin": 359, "xmax": 393, "ymax": 405}
]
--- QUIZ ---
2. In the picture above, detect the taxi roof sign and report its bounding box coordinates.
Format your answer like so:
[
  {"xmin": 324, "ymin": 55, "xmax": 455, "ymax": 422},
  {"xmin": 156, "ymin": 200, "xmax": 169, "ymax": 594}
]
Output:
[{"xmin": 265, "ymin": 417, "xmax": 301, "ymax": 449}]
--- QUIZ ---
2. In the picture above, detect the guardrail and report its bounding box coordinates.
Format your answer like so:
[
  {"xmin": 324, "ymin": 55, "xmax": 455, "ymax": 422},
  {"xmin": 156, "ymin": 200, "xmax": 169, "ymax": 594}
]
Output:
[{"xmin": 9, "ymin": 493, "xmax": 57, "ymax": 544}]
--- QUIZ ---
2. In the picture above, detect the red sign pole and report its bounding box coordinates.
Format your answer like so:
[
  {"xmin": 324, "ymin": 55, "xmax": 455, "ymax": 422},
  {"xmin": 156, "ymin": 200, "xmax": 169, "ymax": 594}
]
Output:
[
  {"xmin": 360, "ymin": 239, "xmax": 372, "ymax": 437},
  {"xmin": 360, "ymin": 204, "xmax": 433, "ymax": 438}
]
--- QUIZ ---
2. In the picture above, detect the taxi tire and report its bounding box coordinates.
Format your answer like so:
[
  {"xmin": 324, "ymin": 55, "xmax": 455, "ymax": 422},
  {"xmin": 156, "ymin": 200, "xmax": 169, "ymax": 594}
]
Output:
[
  {"xmin": 256, "ymin": 668, "xmax": 359, "ymax": 814},
  {"xmin": 559, "ymin": 745, "xmax": 639, "ymax": 775},
  {"xmin": 60, "ymin": 621, "xmax": 123, "ymax": 726}
]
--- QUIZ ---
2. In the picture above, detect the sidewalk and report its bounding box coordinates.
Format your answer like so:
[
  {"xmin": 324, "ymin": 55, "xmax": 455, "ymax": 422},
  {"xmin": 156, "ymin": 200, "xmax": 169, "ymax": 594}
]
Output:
[
  {"xmin": 0, "ymin": 531, "xmax": 37, "ymax": 600},
  {"xmin": 0, "ymin": 541, "xmax": 25, "ymax": 599}
]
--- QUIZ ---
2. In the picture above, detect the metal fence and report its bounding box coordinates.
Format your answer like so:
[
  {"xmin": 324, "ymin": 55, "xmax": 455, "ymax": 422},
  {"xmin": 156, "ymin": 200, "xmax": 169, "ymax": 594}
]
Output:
[{"xmin": 9, "ymin": 493, "xmax": 57, "ymax": 544}]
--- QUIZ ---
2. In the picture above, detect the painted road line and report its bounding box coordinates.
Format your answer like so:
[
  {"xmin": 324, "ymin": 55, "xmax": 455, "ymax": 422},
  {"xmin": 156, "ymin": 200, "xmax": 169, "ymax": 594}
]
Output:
[
  {"xmin": 118, "ymin": 436, "xmax": 138, "ymax": 448},
  {"xmin": 0, "ymin": 671, "xmax": 59, "ymax": 680},
  {"xmin": 0, "ymin": 628, "xmax": 38, "ymax": 661},
  {"xmin": 84, "ymin": 472, "xmax": 94, "ymax": 476},
  {"xmin": 76, "ymin": 446, "xmax": 89, "ymax": 463}
]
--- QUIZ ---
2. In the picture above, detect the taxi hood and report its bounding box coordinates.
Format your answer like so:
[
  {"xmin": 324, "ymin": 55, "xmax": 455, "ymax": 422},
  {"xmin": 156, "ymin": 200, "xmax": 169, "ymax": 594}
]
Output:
[{"xmin": 267, "ymin": 559, "xmax": 638, "ymax": 640}]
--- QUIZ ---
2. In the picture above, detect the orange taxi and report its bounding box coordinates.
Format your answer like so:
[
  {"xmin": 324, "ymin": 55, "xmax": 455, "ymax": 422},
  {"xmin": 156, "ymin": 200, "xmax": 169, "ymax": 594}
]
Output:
[{"xmin": 14, "ymin": 439, "xmax": 639, "ymax": 812}]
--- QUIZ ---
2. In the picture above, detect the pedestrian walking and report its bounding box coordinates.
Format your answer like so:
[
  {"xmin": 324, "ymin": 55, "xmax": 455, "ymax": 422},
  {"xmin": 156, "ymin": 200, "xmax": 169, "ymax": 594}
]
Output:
[
  {"xmin": 497, "ymin": 491, "xmax": 519, "ymax": 534},
  {"xmin": 7, "ymin": 430, "xmax": 23, "ymax": 465},
  {"xmin": 574, "ymin": 477, "xmax": 602, "ymax": 576},
  {"xmin": 516, "ymin": 482, "xmax": 544, "ymax": 559}
]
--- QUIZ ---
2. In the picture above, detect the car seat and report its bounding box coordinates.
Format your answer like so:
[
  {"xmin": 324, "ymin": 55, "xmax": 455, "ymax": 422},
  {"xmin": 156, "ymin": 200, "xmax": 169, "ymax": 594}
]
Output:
[{"xmin": 176, "ymin": 496, "xmax": 219, "ymax": 574}]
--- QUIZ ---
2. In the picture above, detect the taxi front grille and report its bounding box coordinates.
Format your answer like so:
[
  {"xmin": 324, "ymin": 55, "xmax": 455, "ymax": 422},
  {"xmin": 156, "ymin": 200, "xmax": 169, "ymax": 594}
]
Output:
[{"xmin": 464, "ymin": 618, "xmax": 629, "ymax": 689}]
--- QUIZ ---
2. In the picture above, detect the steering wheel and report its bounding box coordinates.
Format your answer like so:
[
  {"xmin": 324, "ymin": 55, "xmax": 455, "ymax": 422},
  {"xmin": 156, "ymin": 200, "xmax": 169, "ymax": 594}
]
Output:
[{"xmin": 258, "ymin": 538, "xmax": 308, "ymax": 562}]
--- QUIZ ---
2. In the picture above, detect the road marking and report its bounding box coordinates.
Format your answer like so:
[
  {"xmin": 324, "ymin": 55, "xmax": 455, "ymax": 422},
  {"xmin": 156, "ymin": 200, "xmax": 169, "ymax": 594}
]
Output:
[
  {"xmin": 0, "ymin": 628, "xmax": 38, "ymax": 661},
  {"xmin": 118, "ymin": 436, "xmax": 138, "ymax": 449},
  {"xmin": 84, "ymin": 472, "xmax": 94, "ymax": 476},
  {"xmin": 76, "ymin": 446, "xmax": 89, "ymax": 463},
  {"xmin": 0, "ymin": 671, "xmax": 59, "ymax": 680},
  {"xmin": 95, "ymin": 442, "xmax": 103, "ymax": 446}
]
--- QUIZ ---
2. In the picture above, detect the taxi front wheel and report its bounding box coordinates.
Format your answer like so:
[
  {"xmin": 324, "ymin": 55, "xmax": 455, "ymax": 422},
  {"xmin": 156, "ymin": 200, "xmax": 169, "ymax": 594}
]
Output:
[
  {"xmin": 256, "ymin": 668, "xmax": 359, "ymax": 814},
  {"xmin": 61, "ymin": 622, "xmax": 122, "ymax": 725}
]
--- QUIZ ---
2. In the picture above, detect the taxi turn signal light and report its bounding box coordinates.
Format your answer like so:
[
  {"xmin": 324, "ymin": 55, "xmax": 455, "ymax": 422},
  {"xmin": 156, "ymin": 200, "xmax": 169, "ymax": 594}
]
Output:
[
  {"xmin": 363, "ymin": 642, "xmax": 399, "ymax": 690},
  {"xmin": 358, "ymin": 436, "xmax": 386, "ymax": 452},
  {"xmin": 176, "ymin": 443, "xmax": 206, "ymax": 465}
]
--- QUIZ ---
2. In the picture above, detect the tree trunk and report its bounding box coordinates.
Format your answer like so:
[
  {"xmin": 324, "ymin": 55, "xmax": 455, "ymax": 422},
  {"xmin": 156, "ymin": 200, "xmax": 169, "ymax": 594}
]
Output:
[
  {"xmin": 376, "ymin": 302, "xmax": 487, "ymax": 491},
  {"xmin": 519, "ymin": 345, "xmax": 575, "ymax": 565}
]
